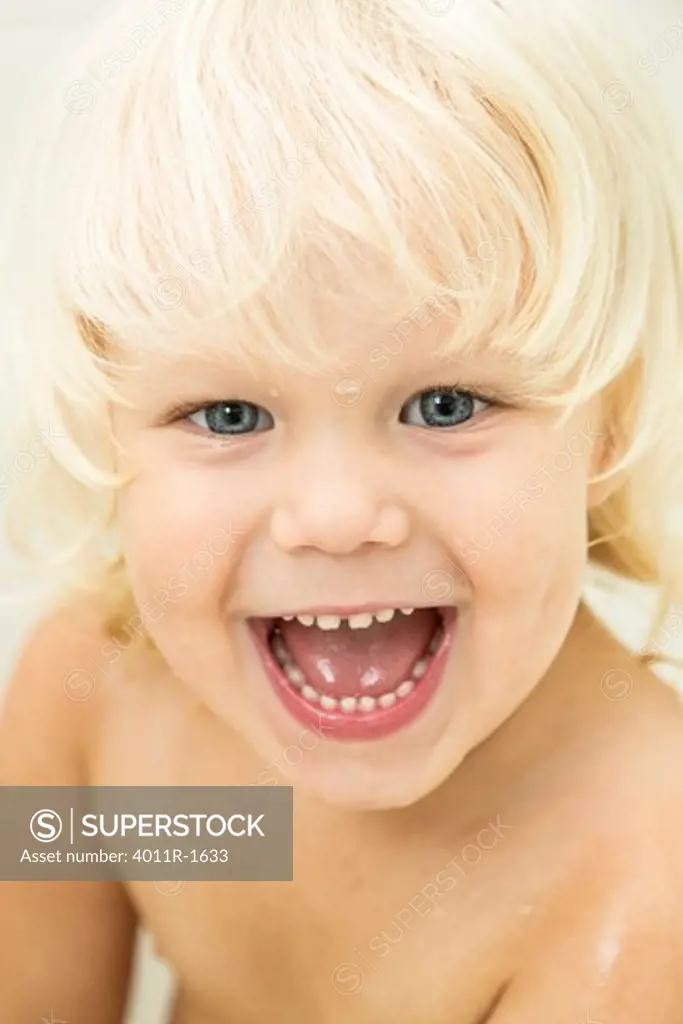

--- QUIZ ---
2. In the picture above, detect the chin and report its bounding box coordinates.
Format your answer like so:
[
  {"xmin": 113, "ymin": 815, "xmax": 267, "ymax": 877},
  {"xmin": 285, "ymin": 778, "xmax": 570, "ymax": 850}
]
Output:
[
  {"xmin": 277, "ymin": 756, "xmax": 458, "ymax": 811},
  {"xmin": 251, "ymin": 710, "xmax": 472, "ymax": 812}
]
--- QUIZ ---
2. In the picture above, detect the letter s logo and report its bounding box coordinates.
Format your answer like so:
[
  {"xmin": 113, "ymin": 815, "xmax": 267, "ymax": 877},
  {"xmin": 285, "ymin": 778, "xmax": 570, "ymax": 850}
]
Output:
[{"xmin": 30, "ymin": 809, "xmax": 63, "ymax": 842}]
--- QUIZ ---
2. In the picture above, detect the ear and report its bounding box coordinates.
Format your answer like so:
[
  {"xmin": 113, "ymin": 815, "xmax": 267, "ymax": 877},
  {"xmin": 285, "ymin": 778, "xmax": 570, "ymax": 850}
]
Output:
[{"xmin": 586, "ymin": 407, "xmax": 626, "ymax": 508}]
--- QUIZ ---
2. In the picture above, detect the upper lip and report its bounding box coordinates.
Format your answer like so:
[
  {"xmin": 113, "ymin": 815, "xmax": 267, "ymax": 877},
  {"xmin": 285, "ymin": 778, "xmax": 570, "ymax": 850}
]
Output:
[{"xmin": 248, "ymin": 602, "xmax": 450, "ymax": 619}]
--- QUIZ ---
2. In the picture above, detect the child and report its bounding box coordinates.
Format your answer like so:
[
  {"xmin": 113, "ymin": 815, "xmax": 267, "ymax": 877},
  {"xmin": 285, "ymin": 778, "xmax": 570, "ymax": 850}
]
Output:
[{"xmin": 2, "ymin": 0, "xmax": 683, "ymax": 1019}]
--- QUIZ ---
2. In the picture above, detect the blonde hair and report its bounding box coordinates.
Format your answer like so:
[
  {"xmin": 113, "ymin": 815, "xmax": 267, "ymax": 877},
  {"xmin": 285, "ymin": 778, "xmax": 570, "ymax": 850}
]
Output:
[{"xmin": 3, "ymin": 0, "xmax": 683, "ymax": 660}]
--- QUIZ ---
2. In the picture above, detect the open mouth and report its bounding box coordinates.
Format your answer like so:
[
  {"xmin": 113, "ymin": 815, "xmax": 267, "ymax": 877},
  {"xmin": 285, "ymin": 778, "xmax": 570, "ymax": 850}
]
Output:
[{"xmin": 248, "ymin": 605, "xmax": 457, "ymax": 741}]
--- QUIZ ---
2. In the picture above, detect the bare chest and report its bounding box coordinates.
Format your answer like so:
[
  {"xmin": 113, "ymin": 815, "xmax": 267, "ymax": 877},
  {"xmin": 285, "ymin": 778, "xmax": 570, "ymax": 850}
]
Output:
[
  {"xmin": 91, "ymin": 688, "xmax": 550, "ymax": 1022},
  {"xmin": 129, "ymin": 872, "xmax": 521, "ymax": 1024},
  {"xmin": 120, "ymin": 810, "xmax": 530, "ymax": 1024}
]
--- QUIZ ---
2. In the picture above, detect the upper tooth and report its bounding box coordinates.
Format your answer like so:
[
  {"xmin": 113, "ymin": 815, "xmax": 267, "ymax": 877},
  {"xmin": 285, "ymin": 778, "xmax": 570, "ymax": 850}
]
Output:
[
  {"xmin": 292, "ymin": 608, "xmax": 408, "ymax": 630},
  {"xmin": 348, "ymin": 613, "xmax": 374, "ymax": 630},
  {"xmin": 316, "ymin": 614, "xmax": 342, "ymax": 630}
]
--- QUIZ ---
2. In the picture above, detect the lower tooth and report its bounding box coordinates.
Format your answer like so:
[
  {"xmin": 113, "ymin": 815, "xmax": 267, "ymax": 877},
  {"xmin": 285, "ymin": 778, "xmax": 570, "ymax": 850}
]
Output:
[
  {"xmin": 272, "ymin": 633, "xmax": 290, "ymax": 664},
  {"xmin": 285, "ymin": 665, "xmax": 305, "ymax": 687},
  {"xmin": 396, "ymin": 680, "xmax": 414, "ymax": 699},
  {"xmin": 411, "ymin": 658, "xmax": 429, "ymax": 680},
  {"xmin": 359, "ymin": 696, "xmax": 376, "ymax": 712},
  {"xmin": 301, "ymin": 685, "xmax": 319, "ymax": 702},
  {"xmin": 378, "ymin": 692, "xmax": 397, "ymax": 709},
  {"xmin": 340, "ymin": 696, "xmax": 357, "ymax": 713},
  {"xmin": 320, "ymin": 695, "xmax": 338, "ymax": 711},
  {"xmin": 428, "ymin": 630, "xmax": 442, "ymax": 655}
]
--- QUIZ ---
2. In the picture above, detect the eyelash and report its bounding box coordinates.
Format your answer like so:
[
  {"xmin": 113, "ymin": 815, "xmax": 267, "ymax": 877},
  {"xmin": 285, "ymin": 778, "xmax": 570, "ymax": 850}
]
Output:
[
  {"xmin": 400, "ymin": 385, "xmax": 495, "ymax": 429},
  {"xmin": 423, "ymin": 383, "xmax": 509, "ymax": 408},
  {"xmin": 163, "ymin": 385, "xmax": 503, "ymax": 435},
  {"xmin": 163, "ymin": 401, "xmax": 220, "ymax": 423},
  {"xmin": 412, "ymin": 383, "xmax": 499, "ymax": 409}
]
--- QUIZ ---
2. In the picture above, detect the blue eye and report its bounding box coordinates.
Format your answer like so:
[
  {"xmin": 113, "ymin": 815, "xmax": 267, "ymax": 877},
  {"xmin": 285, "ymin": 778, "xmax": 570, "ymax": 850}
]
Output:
[
  {"xmin": 400, "ymin": 388, "xmax": 490, "ymax": 429},
  {"xmin": 187, "ymin": 401, "xmax": 274, "ymax": 436}
]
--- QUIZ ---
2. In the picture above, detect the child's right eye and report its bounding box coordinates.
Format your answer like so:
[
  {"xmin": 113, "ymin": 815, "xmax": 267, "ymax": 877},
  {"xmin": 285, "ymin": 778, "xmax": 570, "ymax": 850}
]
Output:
[{"xmin": 185, "ymin": 401, "xmax": 275, "ymax": 436}]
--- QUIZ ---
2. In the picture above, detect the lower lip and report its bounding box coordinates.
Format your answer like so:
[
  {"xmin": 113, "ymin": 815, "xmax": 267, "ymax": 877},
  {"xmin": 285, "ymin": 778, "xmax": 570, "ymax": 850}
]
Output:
[{"xmin": 249, "ymin": 610, "xmax": 457, "ymax": 742}]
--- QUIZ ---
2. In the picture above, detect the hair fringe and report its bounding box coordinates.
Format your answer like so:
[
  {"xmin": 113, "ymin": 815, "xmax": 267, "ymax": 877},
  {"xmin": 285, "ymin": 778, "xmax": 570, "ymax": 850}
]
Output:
[{"xmin": 3, "ymin": 0, "xmax": 683, "ymax": 662}]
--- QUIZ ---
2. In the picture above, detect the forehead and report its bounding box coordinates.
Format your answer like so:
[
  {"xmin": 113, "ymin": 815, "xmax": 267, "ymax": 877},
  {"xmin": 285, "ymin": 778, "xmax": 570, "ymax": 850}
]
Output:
[{"xmin": 116, "ymin": 240, "xmax": 505, "ymax": 384}]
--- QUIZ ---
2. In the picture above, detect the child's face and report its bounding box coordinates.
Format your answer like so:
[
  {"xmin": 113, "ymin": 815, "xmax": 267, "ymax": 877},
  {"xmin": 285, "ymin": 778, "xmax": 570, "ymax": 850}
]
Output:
[{"xmin": 113, "ymin": 262, "xmax": 604, "ymax": 810}]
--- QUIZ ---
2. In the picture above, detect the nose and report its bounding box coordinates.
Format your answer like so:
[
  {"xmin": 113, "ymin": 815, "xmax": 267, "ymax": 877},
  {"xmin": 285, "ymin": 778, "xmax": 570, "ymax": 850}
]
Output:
[{"xmin": 269, "ymin": 446, "xmax": 411, "ymax": 556}]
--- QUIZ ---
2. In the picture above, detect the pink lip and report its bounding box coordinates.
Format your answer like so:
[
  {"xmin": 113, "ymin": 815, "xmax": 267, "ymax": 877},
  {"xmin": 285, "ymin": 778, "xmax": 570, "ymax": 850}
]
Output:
[
  {"xmin": 248, "ymin": 608, "xmax": 457, "ymax": 742},
  {"xmin": 253, "ymin": 602, "xmax": 432, "ymax": 618}
]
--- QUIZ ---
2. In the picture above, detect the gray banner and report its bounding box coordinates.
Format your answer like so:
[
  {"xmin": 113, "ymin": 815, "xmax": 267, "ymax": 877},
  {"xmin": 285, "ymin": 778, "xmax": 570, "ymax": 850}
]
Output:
[{"xmin": 0, "ymin": 786, "xmax": 293, "ymax": 881}]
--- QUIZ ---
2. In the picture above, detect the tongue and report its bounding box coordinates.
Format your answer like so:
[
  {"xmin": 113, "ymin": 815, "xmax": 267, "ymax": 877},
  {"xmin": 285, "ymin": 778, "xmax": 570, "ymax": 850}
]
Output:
[{"xmin": 277, "ymin": 609, "xmax": 438, "ymax": 698}]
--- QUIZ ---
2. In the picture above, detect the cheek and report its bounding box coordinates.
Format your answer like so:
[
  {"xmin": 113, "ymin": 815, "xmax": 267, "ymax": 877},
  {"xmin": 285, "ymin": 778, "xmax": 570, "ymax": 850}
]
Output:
[
  {"xmin": 445, "ymin": 427, "xmax": 593, "ymax": 601},
  {"xmin": 115, "ymin": 460, "xmax": 249, "ymax": 610}
]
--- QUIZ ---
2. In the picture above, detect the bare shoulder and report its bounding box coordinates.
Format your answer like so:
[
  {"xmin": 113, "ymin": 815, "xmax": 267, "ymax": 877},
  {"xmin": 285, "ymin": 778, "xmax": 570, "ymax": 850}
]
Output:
[
  {"xmin": 494, "ymin": 825, "xmax": 683, "ymax": 1021},
  {"xmin": 494, "ymin": 656, "xmax": 683, "ymax": 1021},
  {"xmin": 0, "ymin": 594, "xmax": 115, "ymax": 784},
  {"xmin": 0, "ymin": 597, "xmax": 140, "ymax": 1023}
]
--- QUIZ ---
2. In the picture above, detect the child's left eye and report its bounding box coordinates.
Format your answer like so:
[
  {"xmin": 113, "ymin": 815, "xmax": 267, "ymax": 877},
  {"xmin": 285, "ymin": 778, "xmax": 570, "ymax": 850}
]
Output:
[
  {"xmin": 399, "ymin": 387, "xmax": 492, "ymax": 429},
  {"xmin": 186, "ymin": 401, "xmax": 275, "ymax": 435}
]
